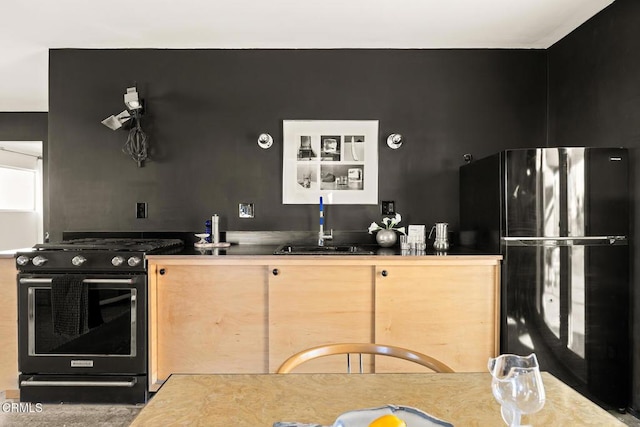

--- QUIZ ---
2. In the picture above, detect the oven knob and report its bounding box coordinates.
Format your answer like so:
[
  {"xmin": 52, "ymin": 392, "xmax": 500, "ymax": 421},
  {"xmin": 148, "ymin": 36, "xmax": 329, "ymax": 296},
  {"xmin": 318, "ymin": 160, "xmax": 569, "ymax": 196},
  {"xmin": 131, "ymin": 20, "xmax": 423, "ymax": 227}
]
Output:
[
  {"xmin": 32, "ymin": 255, "xmax": 48, "ymax": 267},
  {"xmin": 112, "ymin": 256, "xmax": 125, "ymax": 266},
  {"xmin": 127, "ymin": 256, "xmax": 142, "ymax": 267},
  {"xmin": 16, "ymin": 255, "xmax": 30, "ymax": 266},
  {"xmin": 72, "ymin": 255, "xmax": 87, "ymax": 266}
]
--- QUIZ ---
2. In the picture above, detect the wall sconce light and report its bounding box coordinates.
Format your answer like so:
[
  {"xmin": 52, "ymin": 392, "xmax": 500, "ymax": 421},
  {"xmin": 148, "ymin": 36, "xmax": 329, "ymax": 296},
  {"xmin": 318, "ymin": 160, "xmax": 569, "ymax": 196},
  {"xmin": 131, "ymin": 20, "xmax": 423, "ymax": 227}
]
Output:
[
  {"xmin": 387, "ymin": 133, "xmax": 403, "ymax": 149},
  {"xmin": 124, "ymin": 87, "xmax": 143, "ymax": 111},
  {"xmin": 257, "ymin": 133, "xmax": 273, "ymax": 149},
  {"xmin": 102, "ymin": 85, "xmax": 149, "ymax": 167},
  {"xmin": 101, "ymin": 110, "xmax": 132, "ymax": 130}
]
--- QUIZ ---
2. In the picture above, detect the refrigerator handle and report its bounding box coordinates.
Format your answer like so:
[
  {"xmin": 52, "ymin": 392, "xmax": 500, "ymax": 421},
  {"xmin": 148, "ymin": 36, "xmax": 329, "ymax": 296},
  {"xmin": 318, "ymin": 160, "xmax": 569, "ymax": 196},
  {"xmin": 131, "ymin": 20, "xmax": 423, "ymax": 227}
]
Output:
[{"xmin": 502, "ymin": 236, "xmax": 627, "ymax": 246}]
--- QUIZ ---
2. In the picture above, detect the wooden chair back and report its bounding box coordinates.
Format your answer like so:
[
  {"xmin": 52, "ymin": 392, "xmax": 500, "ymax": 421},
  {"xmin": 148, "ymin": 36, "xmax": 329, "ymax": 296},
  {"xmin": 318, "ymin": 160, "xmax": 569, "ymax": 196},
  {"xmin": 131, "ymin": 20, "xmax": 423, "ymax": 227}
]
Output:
[{"xmin": 276, "ymin": 343, "xmax": 455, "ymax": 374}]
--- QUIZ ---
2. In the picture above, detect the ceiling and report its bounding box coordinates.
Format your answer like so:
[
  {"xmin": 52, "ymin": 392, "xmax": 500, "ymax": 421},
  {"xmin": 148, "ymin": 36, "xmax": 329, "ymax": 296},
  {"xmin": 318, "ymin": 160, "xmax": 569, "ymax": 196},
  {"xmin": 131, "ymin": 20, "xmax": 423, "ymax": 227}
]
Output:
[{"xmin": 0, "ymin": 0, "xmax": 614, "ymax": 112}]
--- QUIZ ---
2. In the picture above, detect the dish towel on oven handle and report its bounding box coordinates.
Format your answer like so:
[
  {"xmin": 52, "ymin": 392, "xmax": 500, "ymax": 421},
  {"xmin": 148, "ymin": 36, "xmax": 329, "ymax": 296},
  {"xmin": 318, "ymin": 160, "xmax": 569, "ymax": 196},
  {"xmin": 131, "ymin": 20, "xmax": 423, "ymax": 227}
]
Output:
[{"xmin": 51, "ymin": 274, "xmax": 89, "ymax": 336}]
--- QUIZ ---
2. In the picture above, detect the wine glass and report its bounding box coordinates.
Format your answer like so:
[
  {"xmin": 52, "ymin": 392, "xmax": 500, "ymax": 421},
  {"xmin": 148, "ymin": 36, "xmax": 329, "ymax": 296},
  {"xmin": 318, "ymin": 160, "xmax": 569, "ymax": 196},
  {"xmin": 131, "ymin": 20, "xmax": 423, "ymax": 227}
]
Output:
[{"xmin": 488, "ymin": 353, "xmax": 546, "ymax": 427}]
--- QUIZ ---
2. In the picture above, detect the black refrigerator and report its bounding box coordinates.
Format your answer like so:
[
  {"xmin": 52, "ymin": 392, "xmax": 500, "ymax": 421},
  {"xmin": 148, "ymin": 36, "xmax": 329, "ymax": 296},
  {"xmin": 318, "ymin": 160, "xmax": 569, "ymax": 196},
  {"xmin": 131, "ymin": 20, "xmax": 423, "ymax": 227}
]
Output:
[{"xmin": 460, "ymin": 147, "xmax": 630, "ymax": 409}]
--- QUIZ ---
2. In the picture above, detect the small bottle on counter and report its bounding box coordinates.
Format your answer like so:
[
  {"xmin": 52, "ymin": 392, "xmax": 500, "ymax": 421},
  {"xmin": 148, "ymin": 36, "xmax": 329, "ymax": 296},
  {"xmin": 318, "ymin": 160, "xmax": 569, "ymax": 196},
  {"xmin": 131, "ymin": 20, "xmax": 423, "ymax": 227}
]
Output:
[{"xmin": 204, "ymin": 220, "xmax": 212, "ymax": 243}]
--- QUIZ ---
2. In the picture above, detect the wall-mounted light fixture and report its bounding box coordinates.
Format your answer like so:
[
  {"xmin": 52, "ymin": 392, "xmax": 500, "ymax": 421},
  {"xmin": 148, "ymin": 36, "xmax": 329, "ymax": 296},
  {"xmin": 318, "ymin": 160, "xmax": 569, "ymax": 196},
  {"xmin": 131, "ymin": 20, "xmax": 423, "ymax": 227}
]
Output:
[
  {"xmin": 257, "ymin": 133, "xmax": 273, "ymax": 149},
  {"xmin": 386, "ymin": 133, "xmax": 403, "ymax": 149},
  {"xmin": 102, "ymin": 86, "xmax": 149, "ymax": 167},
  {"xmin": 124, "ymin": 87, "xmax": 143, "ymax": 111},
  {"xmin": 101, "ymin": 110, "xmax": 131, "ymax": 130}
]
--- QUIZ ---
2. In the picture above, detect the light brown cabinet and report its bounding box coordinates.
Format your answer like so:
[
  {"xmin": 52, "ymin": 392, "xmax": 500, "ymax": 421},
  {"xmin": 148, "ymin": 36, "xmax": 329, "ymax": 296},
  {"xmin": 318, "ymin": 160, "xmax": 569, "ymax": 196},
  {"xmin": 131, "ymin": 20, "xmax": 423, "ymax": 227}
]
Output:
[
  {"xmin": 148, "ymin": 261, "xmax": 268, "ymax": 391},
  {"xmin": 0, "ymin": 257, "xmax": 18, "ymax": 396},
  {"xmin": 374, "ymin": 264, "xmax": 500, "ymax": 373},
  {"xmin": 268, "ymin": 264, "xmax": 374, "ymax": 373},
  {"xmin": 148, "ymin": 255, "xmax": 501, "ymax": 390}
]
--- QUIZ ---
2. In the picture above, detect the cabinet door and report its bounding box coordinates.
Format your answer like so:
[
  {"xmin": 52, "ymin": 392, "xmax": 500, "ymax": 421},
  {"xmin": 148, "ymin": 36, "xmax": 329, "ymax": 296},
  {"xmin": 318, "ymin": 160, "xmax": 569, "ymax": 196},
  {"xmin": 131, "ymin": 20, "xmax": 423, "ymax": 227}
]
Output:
[
  {"xmin": 150, "ymin": 264, "xmax": 268, "ymax": 390},
  {"xmin": 268, "ymin": 265, "xmax": 374, "ymax": 373},
  {"xmin": 0, "ymin": 258, "xmax": 17, "ymax": 395},
  {"xmin": 374, "ymin": 265, "xmax": 499, "ymax": 372}
]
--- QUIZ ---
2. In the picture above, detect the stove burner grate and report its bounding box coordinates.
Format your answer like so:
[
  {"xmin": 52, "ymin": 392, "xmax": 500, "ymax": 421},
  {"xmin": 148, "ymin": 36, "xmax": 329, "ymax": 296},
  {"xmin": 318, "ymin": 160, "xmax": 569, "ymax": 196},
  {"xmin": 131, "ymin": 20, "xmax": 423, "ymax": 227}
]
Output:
[{"xmin": 34, "ymin": 238, "xmax": 184, "ymax": 252}]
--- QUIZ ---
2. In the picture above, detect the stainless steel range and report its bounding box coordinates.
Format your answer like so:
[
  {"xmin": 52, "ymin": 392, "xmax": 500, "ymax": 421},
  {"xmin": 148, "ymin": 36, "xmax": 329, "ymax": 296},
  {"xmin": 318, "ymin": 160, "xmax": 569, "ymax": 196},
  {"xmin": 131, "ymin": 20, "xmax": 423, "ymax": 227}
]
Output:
[{"xmin": 15, "ymin": 238, "xmax": 183, "ymax": 404}]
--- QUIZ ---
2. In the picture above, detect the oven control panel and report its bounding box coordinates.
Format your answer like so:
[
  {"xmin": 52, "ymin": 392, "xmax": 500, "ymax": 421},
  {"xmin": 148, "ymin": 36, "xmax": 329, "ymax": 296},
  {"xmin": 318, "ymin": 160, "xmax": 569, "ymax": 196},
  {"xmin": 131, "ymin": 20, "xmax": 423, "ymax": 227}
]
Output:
[{"xmin": 15, "ymin": 251, "xmax": 147, "ymax": 272}]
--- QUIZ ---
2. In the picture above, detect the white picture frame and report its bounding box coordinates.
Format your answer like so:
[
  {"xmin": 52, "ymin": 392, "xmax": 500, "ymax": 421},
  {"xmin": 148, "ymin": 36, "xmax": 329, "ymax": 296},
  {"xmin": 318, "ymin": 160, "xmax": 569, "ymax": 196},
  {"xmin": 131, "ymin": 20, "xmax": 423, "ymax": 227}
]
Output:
[{"xmin": 282, "ymin": 120, "xmax": 379, "ymax": 205}]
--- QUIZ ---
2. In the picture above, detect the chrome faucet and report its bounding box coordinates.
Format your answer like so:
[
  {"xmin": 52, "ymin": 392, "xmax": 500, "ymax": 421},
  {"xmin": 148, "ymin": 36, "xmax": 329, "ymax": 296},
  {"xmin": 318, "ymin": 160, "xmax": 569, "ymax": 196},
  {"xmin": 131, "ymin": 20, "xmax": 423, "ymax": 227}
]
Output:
[{"xmin": 318, "ymin": 196, "xmax": 333, "ymax": 246}]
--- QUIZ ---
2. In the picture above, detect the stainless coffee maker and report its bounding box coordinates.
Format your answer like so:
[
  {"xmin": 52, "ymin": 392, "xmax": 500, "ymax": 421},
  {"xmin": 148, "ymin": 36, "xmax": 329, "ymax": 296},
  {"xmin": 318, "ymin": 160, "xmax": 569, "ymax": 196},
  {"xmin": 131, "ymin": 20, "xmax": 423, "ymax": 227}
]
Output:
[{"xmin": 429, "ymin": 222, "xmax": 449, "ymax": 251}]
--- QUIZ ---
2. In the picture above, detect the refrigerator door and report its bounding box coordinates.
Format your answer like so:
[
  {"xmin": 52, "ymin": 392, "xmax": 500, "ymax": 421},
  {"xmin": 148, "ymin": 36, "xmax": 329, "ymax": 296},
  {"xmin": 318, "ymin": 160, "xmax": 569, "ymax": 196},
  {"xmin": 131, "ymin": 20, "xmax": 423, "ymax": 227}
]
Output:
[
  {"xmin": 504, "ymin": 147, "xmax": 629, "ymax": 238},
  {"xmin": 503, "ymin": 241, "xmax": 629, "ymax": 408}
]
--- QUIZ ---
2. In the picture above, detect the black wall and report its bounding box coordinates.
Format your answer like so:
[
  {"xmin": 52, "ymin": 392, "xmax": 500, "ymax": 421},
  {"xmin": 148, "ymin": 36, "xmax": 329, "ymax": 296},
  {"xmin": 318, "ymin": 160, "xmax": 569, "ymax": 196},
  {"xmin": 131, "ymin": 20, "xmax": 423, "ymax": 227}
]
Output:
[
  {"xmin": 48, "ymin": 49, "xmax": 546, "ymax": 240},
  {"xmin": 0, "ymin": 113, "xmax": 47, "ymax": 141},
  {"xmin": 547, "ymin": 0, "xmax": 640, "ymax": 412}
]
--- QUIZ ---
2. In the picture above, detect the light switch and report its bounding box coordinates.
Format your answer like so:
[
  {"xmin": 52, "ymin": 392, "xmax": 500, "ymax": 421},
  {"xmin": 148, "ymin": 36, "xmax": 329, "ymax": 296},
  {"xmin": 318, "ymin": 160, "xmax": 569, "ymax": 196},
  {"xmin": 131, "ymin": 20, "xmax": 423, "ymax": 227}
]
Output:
[
  {"xmin": 381, "ymin": 201, "xmax": 395, "ymax": 215},
  {"xmin": 136, "ymin": 202, "xmax": 147, "ymax": 219}
]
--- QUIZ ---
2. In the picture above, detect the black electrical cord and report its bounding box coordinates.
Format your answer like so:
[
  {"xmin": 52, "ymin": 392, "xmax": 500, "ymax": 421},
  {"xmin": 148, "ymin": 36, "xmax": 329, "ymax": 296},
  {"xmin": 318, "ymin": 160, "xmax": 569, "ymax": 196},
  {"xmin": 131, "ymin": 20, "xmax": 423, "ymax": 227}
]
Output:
[{"xmin": 122, "ymin": 111, "xmax": 148, "ymax": 167}]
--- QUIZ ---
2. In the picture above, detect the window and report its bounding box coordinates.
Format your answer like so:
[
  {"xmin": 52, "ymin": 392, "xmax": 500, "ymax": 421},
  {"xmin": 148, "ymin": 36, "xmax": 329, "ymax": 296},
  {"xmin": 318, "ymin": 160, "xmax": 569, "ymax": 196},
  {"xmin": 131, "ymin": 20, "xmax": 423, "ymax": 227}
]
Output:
[{"xmin": 0, "ymin": 165, "xmax": 36, "ymax": 211}]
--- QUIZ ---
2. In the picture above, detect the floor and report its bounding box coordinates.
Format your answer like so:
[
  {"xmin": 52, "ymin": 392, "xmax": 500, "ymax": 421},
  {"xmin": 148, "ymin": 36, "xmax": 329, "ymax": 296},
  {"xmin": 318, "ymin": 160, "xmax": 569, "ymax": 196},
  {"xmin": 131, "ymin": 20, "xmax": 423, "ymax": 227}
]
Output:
[
  {"xmin": 0, "ymin": 392, "xmax": 142, "ymax": 426},
  {"xmin": 615, "ymin": 411, "xmax": 640, "ymax": 427},
  {"xmin": 1, "ymin": 392, "xmax": 639, "ymax": 426}
]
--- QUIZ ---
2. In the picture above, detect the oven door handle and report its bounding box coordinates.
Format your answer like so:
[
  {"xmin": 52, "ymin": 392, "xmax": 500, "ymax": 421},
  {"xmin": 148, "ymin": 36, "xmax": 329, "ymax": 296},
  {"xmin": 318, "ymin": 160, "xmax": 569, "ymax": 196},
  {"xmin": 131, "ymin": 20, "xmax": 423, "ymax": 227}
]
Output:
[
  {"xmin": 20, "ymin": 378, "xmax": 137, "ymax": 388},
  {"xmin": 19, "ymin": 278, "xmax": 135, "ymax": 285}
]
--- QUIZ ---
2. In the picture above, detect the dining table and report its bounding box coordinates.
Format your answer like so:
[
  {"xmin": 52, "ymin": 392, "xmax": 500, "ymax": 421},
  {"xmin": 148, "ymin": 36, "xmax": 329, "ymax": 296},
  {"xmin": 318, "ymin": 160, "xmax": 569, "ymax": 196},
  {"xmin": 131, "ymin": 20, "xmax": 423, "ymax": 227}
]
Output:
[{"xmin": 129, "ymin": 372, "xmax": 625, "ymax": 426}]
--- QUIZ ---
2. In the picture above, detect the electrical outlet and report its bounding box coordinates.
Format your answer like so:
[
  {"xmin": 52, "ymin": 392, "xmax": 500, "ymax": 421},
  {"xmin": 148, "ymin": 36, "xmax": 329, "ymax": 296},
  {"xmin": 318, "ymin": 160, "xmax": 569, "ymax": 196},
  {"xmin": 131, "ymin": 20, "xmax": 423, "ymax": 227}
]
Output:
[
  {"xmin": 136, "ymin": 202, "xmax": 147, "ymax": 219},
  {"xmin": 381, "ymin": 201, "xmax": 395, "ymax": 215},
  {"xmin": 239, "ymin": 203, "xmax": 255, "ymax": 218}
]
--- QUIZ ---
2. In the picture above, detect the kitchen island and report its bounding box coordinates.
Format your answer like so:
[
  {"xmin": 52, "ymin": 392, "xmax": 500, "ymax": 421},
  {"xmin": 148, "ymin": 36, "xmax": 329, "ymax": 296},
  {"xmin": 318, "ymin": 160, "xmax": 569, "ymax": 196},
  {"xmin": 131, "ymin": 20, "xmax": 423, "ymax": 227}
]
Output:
[{"xmin": 146, "ymin": 251, "xmax": 501, "ymax": 391}]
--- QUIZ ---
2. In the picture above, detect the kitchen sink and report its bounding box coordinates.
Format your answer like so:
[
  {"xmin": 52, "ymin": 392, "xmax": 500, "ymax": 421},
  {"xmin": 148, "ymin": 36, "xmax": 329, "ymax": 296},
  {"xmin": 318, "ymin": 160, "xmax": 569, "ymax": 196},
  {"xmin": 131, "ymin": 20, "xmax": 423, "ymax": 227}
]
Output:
[{"xmin": 274, "ymin": 244, "xmax": 375, "ymax": 255}]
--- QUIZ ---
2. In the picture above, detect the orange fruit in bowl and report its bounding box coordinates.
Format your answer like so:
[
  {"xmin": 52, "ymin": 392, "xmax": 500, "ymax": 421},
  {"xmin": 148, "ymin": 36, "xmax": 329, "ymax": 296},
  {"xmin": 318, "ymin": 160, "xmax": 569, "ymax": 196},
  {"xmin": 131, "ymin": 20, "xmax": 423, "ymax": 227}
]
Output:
[{"xmin": 368, "ymin": 414, "xmax": 407, "ymax": 427}]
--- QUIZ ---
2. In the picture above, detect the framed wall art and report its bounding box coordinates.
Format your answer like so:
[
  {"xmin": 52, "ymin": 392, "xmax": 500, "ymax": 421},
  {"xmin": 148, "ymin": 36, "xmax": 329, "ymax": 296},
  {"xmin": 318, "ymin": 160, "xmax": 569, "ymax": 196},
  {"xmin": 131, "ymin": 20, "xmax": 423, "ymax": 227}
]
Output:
[{"xmin": 282, "ymin": 120, "xmax": 379, "ymax": 204}]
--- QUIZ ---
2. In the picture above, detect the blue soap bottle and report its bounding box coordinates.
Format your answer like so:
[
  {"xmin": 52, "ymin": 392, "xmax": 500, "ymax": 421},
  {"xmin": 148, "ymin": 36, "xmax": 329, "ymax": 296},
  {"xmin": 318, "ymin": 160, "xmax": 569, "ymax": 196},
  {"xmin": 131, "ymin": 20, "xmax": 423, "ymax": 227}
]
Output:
[{"xmin": 204, "ymin": 220, "xmax": 212, "ymax": 243}]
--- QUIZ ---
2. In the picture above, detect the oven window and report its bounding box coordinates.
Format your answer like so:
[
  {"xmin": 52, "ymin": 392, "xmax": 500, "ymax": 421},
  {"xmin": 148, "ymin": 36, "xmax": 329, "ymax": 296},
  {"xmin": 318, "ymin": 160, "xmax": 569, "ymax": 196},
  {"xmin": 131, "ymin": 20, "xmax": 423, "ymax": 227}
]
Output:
[{"xmin": 31, "ymin": 287, "xmax": 135, "ymax": 356}]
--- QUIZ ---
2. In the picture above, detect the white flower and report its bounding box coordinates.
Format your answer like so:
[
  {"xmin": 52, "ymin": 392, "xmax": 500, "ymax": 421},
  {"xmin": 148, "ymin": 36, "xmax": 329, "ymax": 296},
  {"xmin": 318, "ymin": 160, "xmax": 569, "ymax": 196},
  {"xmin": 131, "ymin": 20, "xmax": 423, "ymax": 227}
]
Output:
[
  {"xmin": 388, "ymin": 213, "xmax": 401, "ymax": 228},
  {"xmin": 367, "ymin": 213, "xmax": 406, "ymax": 234},
  {"xmin": 368, "ymin": 222, "xmax": 381, "ymax": 234}
]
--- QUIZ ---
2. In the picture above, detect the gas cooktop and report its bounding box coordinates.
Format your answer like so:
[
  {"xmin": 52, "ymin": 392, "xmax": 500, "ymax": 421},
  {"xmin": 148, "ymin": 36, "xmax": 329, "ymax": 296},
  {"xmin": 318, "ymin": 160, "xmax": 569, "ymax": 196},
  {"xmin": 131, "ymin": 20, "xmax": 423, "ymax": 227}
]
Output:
[
  {"xmin": 34, "ymin": 238, "xmax": 184, "ymax": 252},
  {"xmin": 18, "ymin": 238, "xmax": 184, "ymax": 272}
]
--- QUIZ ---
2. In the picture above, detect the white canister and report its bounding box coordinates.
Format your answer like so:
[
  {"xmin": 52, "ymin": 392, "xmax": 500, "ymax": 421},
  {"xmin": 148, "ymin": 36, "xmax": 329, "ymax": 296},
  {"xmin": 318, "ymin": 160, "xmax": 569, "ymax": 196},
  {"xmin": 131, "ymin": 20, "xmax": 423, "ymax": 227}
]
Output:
[{"xmin": 212, "ymin": 214, "xmax": 220, "ymax": 244}]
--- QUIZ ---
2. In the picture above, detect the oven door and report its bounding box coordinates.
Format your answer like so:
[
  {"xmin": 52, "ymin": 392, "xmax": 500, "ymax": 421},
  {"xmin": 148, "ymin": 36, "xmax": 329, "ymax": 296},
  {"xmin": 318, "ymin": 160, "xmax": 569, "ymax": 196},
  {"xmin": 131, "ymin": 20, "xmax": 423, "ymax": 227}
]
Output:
[{"xmin": 18, "ymin": 273, "xmax": 146, "ymax": 375}]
